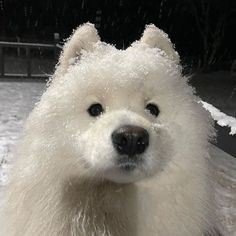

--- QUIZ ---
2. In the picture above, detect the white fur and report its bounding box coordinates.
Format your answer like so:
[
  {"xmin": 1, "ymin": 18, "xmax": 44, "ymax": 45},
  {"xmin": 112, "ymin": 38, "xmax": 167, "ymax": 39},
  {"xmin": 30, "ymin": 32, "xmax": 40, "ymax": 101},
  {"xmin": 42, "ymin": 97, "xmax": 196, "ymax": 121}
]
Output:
[
  {"xmin": 55, "ymin": 22, "xmax": 100, "ymax": 77},
  {"xmin": 140, "ymin": 24, "xmax": 180, "ymax": 63},
  {"xmin": 0, "ymin": 23, "xmax": 218, "ymax": 236}
]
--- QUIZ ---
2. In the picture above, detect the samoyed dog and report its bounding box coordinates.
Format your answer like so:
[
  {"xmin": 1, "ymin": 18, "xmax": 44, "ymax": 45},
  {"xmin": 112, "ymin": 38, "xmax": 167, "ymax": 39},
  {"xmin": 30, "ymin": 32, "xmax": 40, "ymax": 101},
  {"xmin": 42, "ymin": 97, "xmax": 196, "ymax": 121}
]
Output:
[{"xmin": 0, "ymin": 23, "xmax": 220, "ymax": 236}]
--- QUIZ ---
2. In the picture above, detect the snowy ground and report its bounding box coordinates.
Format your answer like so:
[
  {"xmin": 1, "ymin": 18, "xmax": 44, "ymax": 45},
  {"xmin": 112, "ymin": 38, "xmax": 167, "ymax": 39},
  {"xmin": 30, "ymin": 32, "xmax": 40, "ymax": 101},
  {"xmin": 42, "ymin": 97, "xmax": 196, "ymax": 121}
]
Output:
[
  {"xmin": 0, "ymin": 78, "xmax": 235, "ymax": 235},
  {"xmin": 0, "ymin": 81, "xmax": 45, "ymax": 159},
  {"xmin": 0, "ymin": 81, "xmax": 46, "ymax": 204}
]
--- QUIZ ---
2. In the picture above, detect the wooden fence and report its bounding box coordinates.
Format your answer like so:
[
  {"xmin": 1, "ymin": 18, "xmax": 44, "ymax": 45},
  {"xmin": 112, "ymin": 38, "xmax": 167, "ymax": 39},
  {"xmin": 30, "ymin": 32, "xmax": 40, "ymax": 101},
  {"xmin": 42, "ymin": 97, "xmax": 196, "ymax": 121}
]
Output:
[{"xmin": 0, "ymin": 41, "xmax": 61, "ymax": 79}]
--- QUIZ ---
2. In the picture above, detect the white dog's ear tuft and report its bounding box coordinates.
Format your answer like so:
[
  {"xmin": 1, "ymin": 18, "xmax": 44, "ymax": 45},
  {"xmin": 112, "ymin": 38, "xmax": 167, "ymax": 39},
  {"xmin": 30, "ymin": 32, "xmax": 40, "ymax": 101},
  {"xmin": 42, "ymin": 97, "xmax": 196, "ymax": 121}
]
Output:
[
  {"xmin": 140, "ymin": 24, "xmax": 180, "ymax": 63},
  {"xmin": 55, "ymin": 22, "xmax": 100, "ymax": 76}
]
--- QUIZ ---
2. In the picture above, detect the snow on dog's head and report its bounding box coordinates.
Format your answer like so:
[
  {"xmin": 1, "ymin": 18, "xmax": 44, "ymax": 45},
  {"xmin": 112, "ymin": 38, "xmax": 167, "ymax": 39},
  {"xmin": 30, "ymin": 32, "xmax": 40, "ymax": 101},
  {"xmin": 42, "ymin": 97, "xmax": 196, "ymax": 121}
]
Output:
[{"xmin": 24, "ymin": 23, "xmax": 213, "ymax": 184}]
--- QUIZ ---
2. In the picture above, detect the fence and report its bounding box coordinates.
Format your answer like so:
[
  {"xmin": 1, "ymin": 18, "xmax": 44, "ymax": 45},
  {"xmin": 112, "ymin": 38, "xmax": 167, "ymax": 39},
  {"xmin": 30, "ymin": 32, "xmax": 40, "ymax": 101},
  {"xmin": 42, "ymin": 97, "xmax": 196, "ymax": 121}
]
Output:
[{"xmin": 0, "ymin": 41, "xmax": 61, "ymax": 79}]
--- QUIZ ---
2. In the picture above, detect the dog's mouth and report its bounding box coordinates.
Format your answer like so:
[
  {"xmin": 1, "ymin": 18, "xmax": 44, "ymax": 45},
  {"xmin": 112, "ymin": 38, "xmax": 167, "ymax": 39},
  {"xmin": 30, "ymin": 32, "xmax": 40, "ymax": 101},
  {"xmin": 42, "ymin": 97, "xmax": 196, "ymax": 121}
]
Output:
[
  {"xmin": 100, "ymin": 155, "xmax": 147, "ymax": 183},
  {"xmin": 117, "ymin": 156, "xmax": 143, "ymax": 171},
  {"xmin": 118, "ymin": 162, "xmax": 137, "ymax": 171}
]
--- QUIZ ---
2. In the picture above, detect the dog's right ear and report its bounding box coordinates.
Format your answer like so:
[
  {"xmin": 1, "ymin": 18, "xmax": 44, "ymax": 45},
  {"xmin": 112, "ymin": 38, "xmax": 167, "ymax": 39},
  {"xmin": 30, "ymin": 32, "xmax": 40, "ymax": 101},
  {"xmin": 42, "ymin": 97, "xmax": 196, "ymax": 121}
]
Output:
[{"xmin": 55, "ymin": 23, "xmax": 100, "ymax": 77}]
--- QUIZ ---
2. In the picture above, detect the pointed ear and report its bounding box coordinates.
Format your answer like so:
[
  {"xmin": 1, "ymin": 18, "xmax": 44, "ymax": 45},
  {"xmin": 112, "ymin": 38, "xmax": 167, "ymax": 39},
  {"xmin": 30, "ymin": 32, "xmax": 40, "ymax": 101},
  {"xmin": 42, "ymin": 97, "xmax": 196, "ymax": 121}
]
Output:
[
  {"xmin": 55, "ymin": 23, "xmax": 100, "ymax": 76},
  {"xmin": 140, "ymin": 24, "xmax": 180, "ymax": 63}
]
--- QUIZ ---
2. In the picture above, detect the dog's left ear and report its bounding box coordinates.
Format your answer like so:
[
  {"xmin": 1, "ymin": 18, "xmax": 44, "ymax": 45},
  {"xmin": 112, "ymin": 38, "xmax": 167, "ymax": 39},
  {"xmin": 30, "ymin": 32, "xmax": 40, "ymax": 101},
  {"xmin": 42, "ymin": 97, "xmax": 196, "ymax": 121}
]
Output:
[
  {"xmin": 54, "ymin": 23, "xmax": 100, "ymax": 77},
  {"xmin": 140, "ymin": 24, "xmax": 180, "ymax": 63}
]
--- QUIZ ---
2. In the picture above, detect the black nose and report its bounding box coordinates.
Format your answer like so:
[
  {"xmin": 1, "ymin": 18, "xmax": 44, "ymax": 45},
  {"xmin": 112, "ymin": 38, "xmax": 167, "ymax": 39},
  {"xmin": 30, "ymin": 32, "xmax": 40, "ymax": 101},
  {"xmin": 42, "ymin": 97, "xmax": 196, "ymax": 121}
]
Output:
[{"xmin": 112, "ymin": 125, "xmax": 149, "ymax": 156}]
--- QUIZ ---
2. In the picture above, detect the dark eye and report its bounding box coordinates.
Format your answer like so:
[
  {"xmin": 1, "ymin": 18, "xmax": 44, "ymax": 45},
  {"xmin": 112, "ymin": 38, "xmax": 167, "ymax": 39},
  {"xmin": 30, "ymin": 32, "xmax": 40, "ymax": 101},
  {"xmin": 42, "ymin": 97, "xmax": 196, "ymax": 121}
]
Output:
[
  {"xmin": 145, "ymin": 103, "xmax": 160, "ymax": 117},
  {"xmin": 88, "ymin": 103, "xmax": 104, "ymax": 117}
]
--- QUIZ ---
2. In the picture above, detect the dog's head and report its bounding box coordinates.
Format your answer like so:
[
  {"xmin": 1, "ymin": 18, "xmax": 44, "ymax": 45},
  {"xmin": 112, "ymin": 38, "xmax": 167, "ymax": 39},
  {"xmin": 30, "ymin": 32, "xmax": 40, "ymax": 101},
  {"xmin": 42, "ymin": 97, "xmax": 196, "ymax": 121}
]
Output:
[{"xmin": 30, "ymin": 23, "xmax": 212, "ymax": 184}]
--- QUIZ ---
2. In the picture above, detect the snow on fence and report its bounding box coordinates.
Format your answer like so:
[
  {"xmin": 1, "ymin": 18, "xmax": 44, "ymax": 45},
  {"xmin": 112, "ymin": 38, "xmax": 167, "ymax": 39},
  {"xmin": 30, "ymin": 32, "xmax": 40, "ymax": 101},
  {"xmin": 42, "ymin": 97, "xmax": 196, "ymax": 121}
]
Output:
[{"xmin": 200, "ymin": 101, "xmax": 236, "ymax": 135}]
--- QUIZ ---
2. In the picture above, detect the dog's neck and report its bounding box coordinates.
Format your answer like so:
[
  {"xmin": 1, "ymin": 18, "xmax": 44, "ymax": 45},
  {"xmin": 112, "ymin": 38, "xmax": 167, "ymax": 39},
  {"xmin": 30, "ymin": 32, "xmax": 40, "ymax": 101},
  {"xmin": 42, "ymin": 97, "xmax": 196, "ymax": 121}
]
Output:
[{"xmin": 61, "ymin": 178, "xmax": 137, "ymax": 236}]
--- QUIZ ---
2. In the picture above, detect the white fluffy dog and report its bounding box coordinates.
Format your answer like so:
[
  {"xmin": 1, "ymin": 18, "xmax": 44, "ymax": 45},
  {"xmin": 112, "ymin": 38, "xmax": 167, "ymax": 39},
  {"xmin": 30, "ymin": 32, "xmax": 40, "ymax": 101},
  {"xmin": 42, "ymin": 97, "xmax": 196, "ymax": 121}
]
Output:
[{"xmin": 0, "ymin": 23, "xmax": 220, "ymax": 236}]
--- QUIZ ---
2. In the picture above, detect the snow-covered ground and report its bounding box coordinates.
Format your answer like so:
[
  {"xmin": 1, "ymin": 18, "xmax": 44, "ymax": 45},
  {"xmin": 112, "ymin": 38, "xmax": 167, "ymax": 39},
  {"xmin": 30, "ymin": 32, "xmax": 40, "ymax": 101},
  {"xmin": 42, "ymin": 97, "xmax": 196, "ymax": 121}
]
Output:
[{"xmin": 0, "ymin": 81, "xmax": 45, "ymax": 203}]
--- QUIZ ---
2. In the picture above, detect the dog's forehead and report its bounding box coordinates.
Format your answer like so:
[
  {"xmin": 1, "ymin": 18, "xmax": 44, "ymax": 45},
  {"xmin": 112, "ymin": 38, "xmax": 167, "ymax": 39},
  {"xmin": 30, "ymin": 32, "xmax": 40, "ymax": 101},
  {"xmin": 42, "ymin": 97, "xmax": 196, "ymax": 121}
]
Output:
[
  {"xmin": 75, "ymin": 73, "xmax": 147, "ymax": 98},
  {"xmin": 78, "ymin": 42, "xmax": 175, "ymax": 77},
  {"xmin": 72, "ymin": 43, "xmax": 178, "ymax": 86},
  {"xmin": 56, "ymin": 43, "xmax": 183, "ymax": 102}
]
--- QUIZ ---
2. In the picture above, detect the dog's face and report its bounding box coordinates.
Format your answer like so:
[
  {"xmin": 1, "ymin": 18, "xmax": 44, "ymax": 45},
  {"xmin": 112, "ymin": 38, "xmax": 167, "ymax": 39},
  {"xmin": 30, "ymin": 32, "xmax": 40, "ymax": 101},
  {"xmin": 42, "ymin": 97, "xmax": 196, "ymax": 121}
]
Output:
[
  {"xmin": 34, "ymin": 24, "xmax": 209, "ymax": 184},
  {"xmin": 67, "ymin": 59, "xmax": 176, "ymax": 183}
]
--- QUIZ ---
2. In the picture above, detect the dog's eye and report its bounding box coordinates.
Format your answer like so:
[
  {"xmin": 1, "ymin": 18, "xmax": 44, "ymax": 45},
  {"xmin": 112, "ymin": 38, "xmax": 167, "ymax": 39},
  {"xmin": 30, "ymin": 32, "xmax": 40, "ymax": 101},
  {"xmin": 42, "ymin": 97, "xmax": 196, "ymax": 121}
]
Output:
[
  {"xmin": 88, "ymin": 103, "xmax": 104, "ymax": 117},
  {"xmin": 145, "ymin": 103, "xmax": 160, "ymax": 117}
]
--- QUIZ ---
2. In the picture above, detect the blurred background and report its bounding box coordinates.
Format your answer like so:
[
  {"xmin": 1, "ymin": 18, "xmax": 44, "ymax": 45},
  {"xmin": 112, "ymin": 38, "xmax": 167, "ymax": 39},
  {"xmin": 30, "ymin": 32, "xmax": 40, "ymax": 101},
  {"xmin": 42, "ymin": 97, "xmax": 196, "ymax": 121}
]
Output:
[
  {"xmin": 0, "ymin": 0, "xmax": 235, "ymax": 166},
  {"xmin": 1, "ymin": 0, "xmax": 236, "ymax": 70}
]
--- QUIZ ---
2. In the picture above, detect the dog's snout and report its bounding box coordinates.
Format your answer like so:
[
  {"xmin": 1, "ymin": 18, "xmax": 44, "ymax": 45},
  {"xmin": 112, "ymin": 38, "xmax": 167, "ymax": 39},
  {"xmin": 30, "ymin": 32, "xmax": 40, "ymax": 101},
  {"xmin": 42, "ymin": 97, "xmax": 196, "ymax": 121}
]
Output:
[{"xmin": 112, "ymin": 125, "xmax": 149, "ymax": 156}]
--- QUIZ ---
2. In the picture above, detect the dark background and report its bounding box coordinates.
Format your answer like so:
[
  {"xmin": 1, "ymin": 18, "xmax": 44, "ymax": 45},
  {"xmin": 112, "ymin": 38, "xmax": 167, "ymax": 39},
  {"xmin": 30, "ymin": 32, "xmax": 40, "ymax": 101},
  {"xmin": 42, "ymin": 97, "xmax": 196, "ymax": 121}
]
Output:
[{"xmin": 0, "ymin": 0, "xmax": 236, "ymax": 71}]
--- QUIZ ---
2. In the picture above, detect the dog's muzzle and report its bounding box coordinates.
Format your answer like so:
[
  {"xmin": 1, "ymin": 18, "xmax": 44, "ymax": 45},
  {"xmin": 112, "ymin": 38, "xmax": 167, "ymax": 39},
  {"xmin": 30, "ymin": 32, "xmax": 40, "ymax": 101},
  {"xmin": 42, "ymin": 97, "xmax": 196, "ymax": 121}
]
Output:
[{"xmin": 112, "ymin": 125, "xmax": 149, "ymax": 158}]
